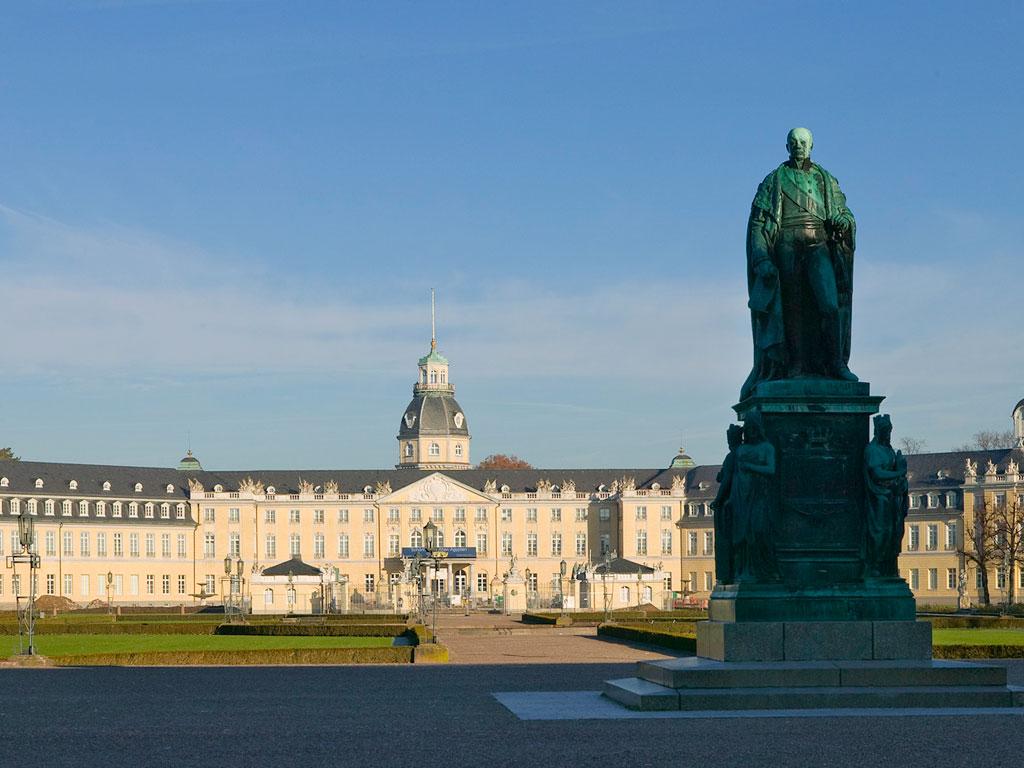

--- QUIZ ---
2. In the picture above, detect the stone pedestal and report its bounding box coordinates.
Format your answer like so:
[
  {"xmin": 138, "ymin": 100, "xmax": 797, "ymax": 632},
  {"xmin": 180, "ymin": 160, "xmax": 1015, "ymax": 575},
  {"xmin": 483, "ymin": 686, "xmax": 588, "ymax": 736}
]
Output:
[{"xmin": 503, "ymin": 575, "xmax": 526, "ymax": 614}]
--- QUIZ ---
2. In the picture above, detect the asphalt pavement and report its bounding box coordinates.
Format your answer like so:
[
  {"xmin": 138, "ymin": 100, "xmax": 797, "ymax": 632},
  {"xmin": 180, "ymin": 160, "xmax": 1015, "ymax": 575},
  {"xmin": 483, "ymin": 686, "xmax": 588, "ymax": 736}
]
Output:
[{"xmin": 3, "ymin": 660, "xmax": 1024, "ymax": 768}]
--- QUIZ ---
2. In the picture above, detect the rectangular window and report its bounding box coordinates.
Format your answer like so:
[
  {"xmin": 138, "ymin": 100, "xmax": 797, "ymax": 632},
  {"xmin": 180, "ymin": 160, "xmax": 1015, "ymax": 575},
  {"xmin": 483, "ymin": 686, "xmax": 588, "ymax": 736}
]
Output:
[
  {"xmin": 688, "ymin": 503, "xmax": 698, "ymax": 517},
  {"xmin": 410, "ymin": 508, "xmax": 422, "ymax": 522},
  {"xmin": 46, "ymin": 573, "xmax": 55, "ymax": 595},
  {"xmin": 97, "ymin": 533, "xmax": 107, "ymax": 558},
  {"xmin": 635, "ymin": 530, "xmax": 647, "ymax": 556},
  {"xmin": 997, "ymin": 569, "xmax": 1007, "ymax": 589},
  {"xmin": 144, "ymin": 503, "xmax": 154, "ymax": 519},
  {"xmin": 77, "ymin": 574, "xmax": 88, "ymax": 596},
  {"xmin": 946, "ymin": 492, "xmax": 958, "ymax": 508},
  {"xmin": 159, "ymin": 503, "xmax": 170, "ymax": 519},
  {"xmin": 703, "ymin": 531, "xmax": 713, "ymax": 555},
  {"xmin": 550, "ymin": 508, "xmax": 561, "ymax": 522},
  {"xmin": 477, "ymin": 533, "xmax": 488, "ymax": 555},
  {"xmin": 704, "ymin": 572, "xmax": 713, "ymax": 591},
  {"xmin": 177, "ymin": 534, "xmax": 187, "ymax": 559},
  {"xmin": 63, "ymin": 574, "xmax": 73, "ymax": 596},
  {"xmin": 501, "ymin": 532, "xmax": 513, "ymax": 556},
  {"xmin": 432, "ymin": 507, "xmax": 444, "ymax": 521},
  {"xmin": 176, "ymin": 504, "xmax": 186, "ymax": 520},
  {"xmin": 45, "ymin": 531, "xmax": 56, "ymax": 557},
  {"xmin": 386, "ymin": 508, "xmax": 398, "ymax": 523},
  {"xmin": 228, "ymin": 507, "xmax": 240, "ymax": 522},
  {"xmin": 927, "ymin": 568, "xmax": 937, "ymax": 590},
  {"xmin": 946, "ymin": 523, "xmax": 957, "ymax": 550},
  {"xmin": 112, "ymin": 501, "xmax": 122, "ymax": 518},
  {"xmin": 289, "ymin": 509, "xmax": 301, "ymax": 524},
  {"xmin": 527, "ymin": 508, "xmax": 538, "ymax": 523},
  {"xmin": 476, "ymin": 507, "xmax": 488, "ymax": 522},
  {"xmin": 161, "ymin": 534, "xmax": 171, "ymax": 558},
  {"xmin": 80, "ymin": 531, "xmax": 90, "ymax": 557},
  {"xmin": 113, "ymin": 533, "xmax": 123, "ymax": 557},
  {"xmin": 926, "ymin": 524, "xmax": 938, "ymax": 551},
  {"xmin": 365, "ymin": 573, "xmax": 375, "ymax": 593},
  {"xmin": 178, "ymin": 575, "xmax": 186, "ymax": 595},
  {"xmin": 129, "ymin": 574, "xmax": 139, "ymax": 595},
  {"xmin": 265, "ymin": 509, "xmax": 276, "ymax": 524},
  {"xmin": 476, "ymin": 573, "xmax": 488, "ymax": 592},
  {"xmin": 146, "ymin": 574, "xmax": 155, "ymax": 594},
  {"xmin": 229, "ymin": 533, "xmax": 240, "ymax": 557},
  {"xmin": 388, "ymin": 534, "xmax": 399, "ymax": 557},
  {"xmin": 203, "ymin": 534, "xmax": 215, "ymax": 558},
  {"xmin": 599, "ymin": 508, "xmax": 610, "ymax": 522},
  {"xmin": 688, "ymin": 531, "xmax": 698, "ymax": 556},
  {"xmin": 145, "ymin": 533, "xmax": 156, "ymax": 558},
  {"xmin": 80, "ymin": 500, "xmax": 90, "ymax": 517},
  {"xmin": 527, "ymin": 532, "xmax": 538, "ymax": 557},
  {"xmin": 363, "ymin": 508, "xmax": 374, "ymax": 523},
  {"xmin": 313, "ymin": 533, "xmax": 325, "ymax": 558},
  {"xmin": 635, "ymin": 506, "xmax": 647, "ymax": 521},
  {"xmin": 502, "ymin": 508, "xmax": 514, "ymax": 522},
  {"xmin": 661, "ymin": 530, "xmax": 673, "ymax": 555},
  {"xmin": 338, "ymin": 534, "xmax": 349, "ymax": 558},
  {"xmin": 661, "ymin": 505, "xmax": 672, "ymax": 521},
  {"xmin": 550, "ymin": 533, "xmax": 562, "ymax": 557},
  {"xmin": 162, "ymin": 574, "xmax": 170, "ymax": 594},
  {"xmin": 575, "ymin": 533, "xmax": 587, "ymax": 556},
  {"xmin": 927, "ymin": 494, "xmax": 937, "ymax": 509},
  {"xmin": 910, "ymin": 569, "xmax": 919, "ymax": 590},
  {"xmin": 96, "ymin": 502, "xmax": 105, "ymax": 517},
  {"xmin": 63, "ymin": 530, "xmax": 73, "ymax": 557},
  {"xmin": 265, "ymin": 535, "xmax": 277, "ymax": 559},
  {"xmin": 204, "ymin": 507, "xmax": 215, "ymax": 522},
  {"xmin": 907, "ymin": 525, "xmax": 919, "ymax": 551},
  {"xmin": 363, "ymin": 533, "xmax": 374, "ymax": 558},
  {"xmin": 290, "ymin": 533, "xmax": 301, "ymax": 557},
  {"xmin": 947, "ymin": 568, "xmax": 958, "ymax": 590},
  {"xmin": 203, "ymin": 575, "xmax": 214, "ymax": 595}
]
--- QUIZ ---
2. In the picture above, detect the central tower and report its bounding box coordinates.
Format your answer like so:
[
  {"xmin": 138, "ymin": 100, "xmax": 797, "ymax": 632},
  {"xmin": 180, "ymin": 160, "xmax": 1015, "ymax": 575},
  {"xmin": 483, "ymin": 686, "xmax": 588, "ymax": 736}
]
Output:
[{"xmin": 396, "ymin": 291, "xmax": 471, "ymax": 470}]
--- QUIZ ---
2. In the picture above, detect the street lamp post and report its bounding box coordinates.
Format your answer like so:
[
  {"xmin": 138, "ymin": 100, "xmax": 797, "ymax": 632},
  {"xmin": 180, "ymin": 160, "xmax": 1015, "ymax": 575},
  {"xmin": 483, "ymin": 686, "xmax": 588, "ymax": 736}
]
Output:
[
  {"xmin": 223, "ymin": 555, "xmax": 246, "ymax": 622},
  {"xmin": 602, "ymin": 552, "xmax": 611, "ymax": 622},
  {"xmin": 525, "ymin": 568, "xmax": 532, "ymax": 611},
  {"xmin": 423, "ymin": 521, "xmax": 440, "ymax": 644},
  {"xmin": 6, "ymin": 514, "xmax": 40, "ymax": 655},
  {"xmin": 106, "ymin": 571, "xmax": 114, "ymax": 617},
  {"xmin": 559, "ymin": 559, "xmax": 567, "ymax": 614}
]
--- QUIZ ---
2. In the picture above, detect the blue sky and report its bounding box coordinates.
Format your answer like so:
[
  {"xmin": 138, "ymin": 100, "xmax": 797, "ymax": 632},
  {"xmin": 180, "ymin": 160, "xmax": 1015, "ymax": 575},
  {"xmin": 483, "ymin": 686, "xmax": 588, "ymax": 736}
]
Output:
[{"xmin": 0, "ymin": 1, "xmax": 1021, "ymax": 469}]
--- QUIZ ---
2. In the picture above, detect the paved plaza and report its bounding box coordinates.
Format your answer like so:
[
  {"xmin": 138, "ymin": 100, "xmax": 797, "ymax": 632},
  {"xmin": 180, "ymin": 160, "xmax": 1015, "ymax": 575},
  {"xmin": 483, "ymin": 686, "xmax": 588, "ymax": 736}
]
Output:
[{"xmin": 2, "ymin": 620, "xmax": 1024, "ymax": 768}]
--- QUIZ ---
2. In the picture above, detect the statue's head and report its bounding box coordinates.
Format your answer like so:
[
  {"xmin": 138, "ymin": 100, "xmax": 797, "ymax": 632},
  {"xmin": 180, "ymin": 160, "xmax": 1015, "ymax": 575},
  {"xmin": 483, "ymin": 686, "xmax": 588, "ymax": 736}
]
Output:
[
  {"xmin": 786, "ymin": 127, "xmax": 813, "ymax": 162},
  {"xmin": 873, "ymin": 414, "xmax": 893, "ymax": 442},
  {"xmin": 743, "ymin": 410, "xmax": 765, "ymax": 442},
  {"xmin": 726, "ymin": 424, "xmax": 743, "ymax": 449}
]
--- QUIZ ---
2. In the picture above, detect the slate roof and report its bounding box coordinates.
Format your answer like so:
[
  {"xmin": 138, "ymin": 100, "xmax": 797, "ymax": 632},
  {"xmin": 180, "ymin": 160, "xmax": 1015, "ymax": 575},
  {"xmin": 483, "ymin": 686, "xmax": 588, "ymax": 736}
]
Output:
[
  {"xmin": 262, "ymin": 556, "xmax": 322, "ymax": 577},
  {"xmin": 0, "ymin": 460, "xmax": 189, "ymax": 498},
  {"xmin": 593, "ymin": 557, "xmax": 656, "ymax": 575},
  {"xmin": 398, "ymin": 392, "xmax": 470, "ymax": 438}
]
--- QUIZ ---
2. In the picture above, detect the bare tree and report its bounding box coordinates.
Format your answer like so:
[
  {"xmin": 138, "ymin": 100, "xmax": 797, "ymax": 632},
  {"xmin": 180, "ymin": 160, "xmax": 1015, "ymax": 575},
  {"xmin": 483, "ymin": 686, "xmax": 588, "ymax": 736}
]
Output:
[
  {"xmin": 992, "ymin": 494, "xmax": 1024, "ymax": 607},
  {"xmin": 953, "ymin": 430, "xmax": 1016, "ymax": 451},
  {"xmin": 959, "ymin": 494, "xmax": 999, "ymax": 607},
  {"xmin": 898, "ymin": 437, "xmax": 927, "ymax": 454}
]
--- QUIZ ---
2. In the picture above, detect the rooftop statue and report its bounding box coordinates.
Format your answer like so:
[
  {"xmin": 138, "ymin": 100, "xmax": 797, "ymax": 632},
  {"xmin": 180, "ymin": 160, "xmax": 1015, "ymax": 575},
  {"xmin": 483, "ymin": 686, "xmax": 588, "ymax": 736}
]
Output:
[{"xmin": 741, "ymin": 127, "xmax": 858, "ymax": 400}]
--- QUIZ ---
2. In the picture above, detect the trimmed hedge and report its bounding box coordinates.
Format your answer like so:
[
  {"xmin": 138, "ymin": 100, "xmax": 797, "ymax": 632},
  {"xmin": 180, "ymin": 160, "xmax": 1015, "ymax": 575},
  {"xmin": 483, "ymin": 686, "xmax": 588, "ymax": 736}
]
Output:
[
  {"xmin": 0, "ymin": 622, "xmax": 218, "ymax": 635},
  {"xmin": 407, "ymin": 624, "xmax": 433, "ymax": 645},
  {"xmin": 413, "ymin": 644, "xmax": 449, "ymax": 663},
  {"xmin": 925, "ymin": 616, "xmax": 1024, "ymax": 630},
  {"xmin": 49, "ymin": 647, "xmax": 413, "ymax": 666},
  {"xmin": 215, "ymin": 623, "xmax": 406, "ymax": 637},
  {"xmin": 597, "ymin": 623, "xmax": 697, "ymax": 652},
  {"xmin": 524, "ymin": 610, "xmax": 707, "ymax": 626},
  {"xmin": 933, "ymin": 644, "xmax": 1024, "ymax": 659}
]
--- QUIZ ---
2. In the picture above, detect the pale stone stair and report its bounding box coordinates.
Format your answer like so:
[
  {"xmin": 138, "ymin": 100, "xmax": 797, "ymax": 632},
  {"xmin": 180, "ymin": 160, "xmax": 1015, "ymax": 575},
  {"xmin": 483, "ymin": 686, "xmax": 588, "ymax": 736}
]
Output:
[{"xmin": 603, "ymin": 657, "xmax": 1024, "ymax": 712}]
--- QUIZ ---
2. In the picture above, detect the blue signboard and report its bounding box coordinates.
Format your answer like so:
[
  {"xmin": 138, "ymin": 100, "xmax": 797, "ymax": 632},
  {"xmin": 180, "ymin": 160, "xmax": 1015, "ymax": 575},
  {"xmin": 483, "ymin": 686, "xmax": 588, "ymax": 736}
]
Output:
[{"xmin": 400, "ymin": 547, "xmax": 477, "ymax": 559}]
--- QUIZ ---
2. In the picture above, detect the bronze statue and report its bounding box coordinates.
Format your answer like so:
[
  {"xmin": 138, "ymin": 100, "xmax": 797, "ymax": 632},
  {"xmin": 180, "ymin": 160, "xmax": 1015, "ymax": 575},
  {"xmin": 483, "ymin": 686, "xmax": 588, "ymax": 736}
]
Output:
[
  {"xmin": 730, "ymin": 411, "xmax": 778, "ymax": 582},
  {"xmin": 864, "ymin": 414, "xmax": 909, "ymax": 577},
  {"xmin": 710, "ymin": 424, "xmax": 743, "ymax": 584},
  {"xmin": 741, "ymin": 127, "xmax": 858, "ymax": 400}
]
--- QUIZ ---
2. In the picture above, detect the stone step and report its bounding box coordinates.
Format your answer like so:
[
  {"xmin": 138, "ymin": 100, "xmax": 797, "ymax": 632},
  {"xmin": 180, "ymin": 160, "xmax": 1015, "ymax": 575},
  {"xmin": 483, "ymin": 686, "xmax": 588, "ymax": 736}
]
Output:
[
  {"xmin": 674, "ymin": 684, "xmax": 1016, "ymax": 711},
  {"xmin": 636, "ymin": 657, "xmax": 1008, "ymax": 690},
  {"xmin": 604, "ymin": 677, "xmax": 1020, "ymax": 711}
]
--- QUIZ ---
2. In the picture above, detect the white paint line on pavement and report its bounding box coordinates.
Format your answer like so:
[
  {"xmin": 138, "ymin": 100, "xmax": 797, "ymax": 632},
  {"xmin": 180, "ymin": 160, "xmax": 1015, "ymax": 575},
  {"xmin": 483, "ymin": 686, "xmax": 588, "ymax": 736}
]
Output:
[{"xmin": 492, "ymin": 692, "xmax": 1024, "ymax": 721}]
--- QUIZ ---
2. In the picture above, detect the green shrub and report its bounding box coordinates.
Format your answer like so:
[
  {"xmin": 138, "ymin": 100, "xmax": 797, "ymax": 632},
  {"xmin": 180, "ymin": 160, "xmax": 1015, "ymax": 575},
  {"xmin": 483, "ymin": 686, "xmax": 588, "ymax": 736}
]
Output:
[
  {"xmin": 932, "ymin": 644, "xmax": 1024, "ymax": 659},
  {"xmin": 214, "ymin": 624, "xmax": 406, "ymax": 637},
  {"xmin": 49, "ymin": 647, "xmax": 413, "ymax": 666},
  {"xmin": 925, "ymin": 616, "xmax": 1024, "ymax": 630},
  {"xmin": 597, "ymin": 623, "xmax": 697, "ymax": 652},
  {"xmin": 407, "ymin": 624, "xmax": 433, "ymax": 645},
  {"xmin": 412, "ymin": 644, "xmax": 449, "ymax": 663},
  {"xmin": 0, "ymin": 622, "xmax": 218, "ymax": 635},
  {"xmin": 523, "ymin": 609, "xmax": 707, "ymax": 627}
]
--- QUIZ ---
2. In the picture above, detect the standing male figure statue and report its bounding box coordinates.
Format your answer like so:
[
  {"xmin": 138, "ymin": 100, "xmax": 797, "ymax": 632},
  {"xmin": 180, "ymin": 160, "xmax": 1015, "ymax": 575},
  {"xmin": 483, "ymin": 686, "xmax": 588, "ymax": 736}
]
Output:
[
  {"xmin": 710, "ymin": 424, "xmax": 744, "ymax": 585},
  {"xmin": 863, "ymin": 414, "xmax": 909, "ymax": 577},
  {"xmin": 741, "ymin": 127, "xmax": 858, "ymax": 400},
  {"xmin": 730, "ymin": 411, "xmax": 778, "ymax": 583}
]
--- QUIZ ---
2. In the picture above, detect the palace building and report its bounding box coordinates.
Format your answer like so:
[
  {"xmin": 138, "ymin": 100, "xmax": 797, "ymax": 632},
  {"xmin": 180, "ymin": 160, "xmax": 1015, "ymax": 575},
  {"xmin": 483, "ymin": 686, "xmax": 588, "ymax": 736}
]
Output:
[{"xmin": 1, "ymin": 325, "xmax": 1021, "ymax": 612}]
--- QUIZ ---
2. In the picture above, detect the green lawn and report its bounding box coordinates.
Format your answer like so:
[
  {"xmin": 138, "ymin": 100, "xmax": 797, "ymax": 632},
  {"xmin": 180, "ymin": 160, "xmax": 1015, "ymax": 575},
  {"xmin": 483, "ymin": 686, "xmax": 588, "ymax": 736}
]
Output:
[
  {"xmin": 931, "ymin": 628, "xmax": 1024, "ymax": 645},
  {"xmin": 2, "ymin": 633, "xmax": 394, "ymax": 658}
]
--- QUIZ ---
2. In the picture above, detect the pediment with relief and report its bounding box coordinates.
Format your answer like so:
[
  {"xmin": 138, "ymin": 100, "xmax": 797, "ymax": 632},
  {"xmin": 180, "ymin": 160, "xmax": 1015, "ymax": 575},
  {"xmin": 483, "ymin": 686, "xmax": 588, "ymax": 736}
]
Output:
[{"xmin": 381, "ymin": 472, "xmax": 494, "ymax": 504}]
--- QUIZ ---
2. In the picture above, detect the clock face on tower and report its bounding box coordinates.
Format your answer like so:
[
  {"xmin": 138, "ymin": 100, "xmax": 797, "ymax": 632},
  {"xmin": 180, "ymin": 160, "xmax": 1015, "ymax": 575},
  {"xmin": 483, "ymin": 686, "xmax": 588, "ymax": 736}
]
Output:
[
  {"xmin": 453, "ymin": 412, "xmax": 464, "ymax": 428},
  {"xmin": 404, "ymin": 412, "xmax": 416, "ymax": 428}
]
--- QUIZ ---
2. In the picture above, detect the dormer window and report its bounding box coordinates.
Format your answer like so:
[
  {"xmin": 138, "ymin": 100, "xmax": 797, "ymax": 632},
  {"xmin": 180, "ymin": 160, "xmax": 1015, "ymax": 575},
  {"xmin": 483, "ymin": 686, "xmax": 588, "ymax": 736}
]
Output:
[
  {"xmin": 69, "ymin": 480, "xmax": 78, "ymax": 491},
  {"xmin": 0, "ymin": 478, "xmax": 8, "ymax": 488},
  {"xmin": 144, "ymin": 502, "xmax": 154, "ymax": 518},
  {"xmin": 35, "ymin": 478, "xmax": 44, "ymax": 489},
  {"xmin": 214, "ymin": 484, "xmax": 223, "ymax": 493},
  {"xmin": 134, "ymin": 482, "xmax": 143, "ymax": 493},
  {"xmin": 166, "ymin": 483, "xmax": 174, "ymax": 494},
  {"xmin": 102, "ymin": 481, "xmax": 111, "ymax": 491},
  {"xmin": 501, "ymin": 484, "xmax": 510, "ymax": 493},
  {"xmin": 363, "ymin": 485, "xmax": 373, "ymax": 494},
  {"xmin": 44, "ymin": 499, "xmax": 55, "ymax": 516},
  {"xmin": 651, "ymin": 483, "xmax": 661, "ymax": 491},
  {"xmin": 62, "ymin": 500, "xmax": 72, "ymax": 516},
  {"xmin": 160, "ymin": 503, "xmax": 170, "ymax": 519},
  {"xmin": 266, "ymin": 486, "xmax": 276, "ymax": 495},
  {"xmin": 79, "ymin": 500, "xmax": 89, "ymax": 516}
]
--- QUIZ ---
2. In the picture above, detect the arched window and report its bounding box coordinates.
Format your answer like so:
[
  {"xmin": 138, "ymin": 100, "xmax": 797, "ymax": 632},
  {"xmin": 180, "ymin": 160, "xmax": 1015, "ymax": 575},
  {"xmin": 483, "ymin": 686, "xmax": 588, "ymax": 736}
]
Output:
[
  {"xmin": 287, "ymin": 588, "xmax": 296, "ymax": 607},
  {"xmin": 264, "ymin": 588, "xmax": 274, "ymax": 606},
  {"xmin": 643, "ymin": 586, "xmax": 653, "ymax": 603},
  {"xmin": 405, "ymin": 443, "xmax": 414, "ymax": 457},
  {"xmin": 68, "ymin": 480, "xmax": 77, "ymax": 490},
  {"xmin": 103, "ymin": 481, "xmax": 111, "ymax": 491},
  {"xmin": 429, "ymin": 443, "xmax": 440, "ymax": 457},
  {"xmin": 0, "ymin": 478, "xmax": 8, "ymax": 488},
  {"xmin": 410, "ymin": 530, "xmax": 423, "ymax": 548},
  {"xmin": 35, "ymin": 478, "xmax": 44, "ymax": 489},
  {"xmin": 134, "ymin": 482, "xmax": 143, "ymax": 493},
  {"xmin": 454, "ymin": 530, "xmax": 467, "ymax": 547},
  {"xmin": 620, "ymin": 586, "xmax": 630, "ymax": 604}
]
